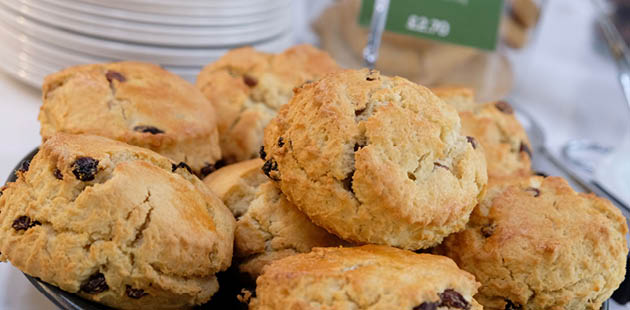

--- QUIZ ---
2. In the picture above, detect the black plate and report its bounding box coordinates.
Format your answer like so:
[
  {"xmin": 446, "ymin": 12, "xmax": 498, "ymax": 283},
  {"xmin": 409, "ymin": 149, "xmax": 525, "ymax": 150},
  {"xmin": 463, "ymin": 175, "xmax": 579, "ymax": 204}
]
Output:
[{"xmin": 4, "ymin": 148, "xmax": 610, "ymax": 310}]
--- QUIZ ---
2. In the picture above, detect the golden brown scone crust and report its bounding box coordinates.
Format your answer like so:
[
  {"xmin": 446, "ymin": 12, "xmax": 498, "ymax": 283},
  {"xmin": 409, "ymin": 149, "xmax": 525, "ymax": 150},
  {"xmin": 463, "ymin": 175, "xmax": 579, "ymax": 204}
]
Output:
[
  {"xmin": 437, "ymin": 176, "xmax": 628, "ymax": 310},
  {"xmin": 204, "ymin": 160, "xmax": 344, "ymax": 279},
  {"xmin": 0, "ymin": 134, "xmax": 235, "ymax": 310},
  {"xmin": 235, "ymin": 182, "xmax": 346, "ymax": 279},
  {"xmin": 431, "ymin": 86, "xmax": 477, "ymax": 111},
  {"xmin": 263, "ymin": 69, "xmax": 487, "ymax": 250},
  {"xmin": 204, "ymin": 159, "xmax": 268, "ymax": 218},
  {"xmin": 434, "ymin": 87, "xmax": 532, "ymax": 178},
  {"xmin": 250, "ymin": 245, "xmax": 483, "ymax": 310},
  {"xmin": 459, "ymin": 101, "xmax": 532, "ymax": 178},
  {"xmin": 39, "ymin": 62, "xmax": 221, "ymax": 176},
  {"xmin": 196, "ymin": 44, "xmax": 340, "ymax": 163}
]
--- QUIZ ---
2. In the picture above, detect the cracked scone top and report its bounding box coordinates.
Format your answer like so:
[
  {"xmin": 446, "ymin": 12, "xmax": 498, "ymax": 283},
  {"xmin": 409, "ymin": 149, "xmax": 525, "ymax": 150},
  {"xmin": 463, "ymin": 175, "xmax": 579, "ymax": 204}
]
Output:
[
  {"xmin": 250, "ymin": 245, "xmax": 483, "ymax": 310},
  {"xmin": 196, "ymin": 44, "xmax": 340, "ymax": 163},
  {"xmin": 204, "ymin": 159, "xmax": 345, "ymax": 279},
  {"xmin": 433, "ymin": 87, "xmax": 532, "ymax": 178},
  {"xmin": 262, "ymin": 69, "xmax": 487, "ymax": 249},
  {"xmin": 437, "ymin": 176, "xmax": 628, "ymax": 310},
  {"xmin": 39, "ymin": 62, "xmax": 221, "ymax": 177},
  {"xmin": 0, "ymin": 134, "xmax": 235, "ymax": 310}
]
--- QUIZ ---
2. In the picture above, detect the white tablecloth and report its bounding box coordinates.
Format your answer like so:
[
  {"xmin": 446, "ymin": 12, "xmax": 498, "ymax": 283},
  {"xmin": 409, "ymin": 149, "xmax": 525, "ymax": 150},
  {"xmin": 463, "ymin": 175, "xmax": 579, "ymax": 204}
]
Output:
[{"xmin": 0, "ymin": 72, "xmax": 54, "ymax": 309}]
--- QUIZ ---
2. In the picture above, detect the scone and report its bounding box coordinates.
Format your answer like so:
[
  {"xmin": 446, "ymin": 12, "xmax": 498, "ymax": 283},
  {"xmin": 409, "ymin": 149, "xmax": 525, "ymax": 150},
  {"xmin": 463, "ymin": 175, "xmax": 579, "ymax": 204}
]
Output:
[
  {"xmin": 431, "ymin": 86, "xmax": 477, "ymax": 111},
  {"xmin": 434, "ymin": 87, "xmax": 532, "ymax": 178},
  {"xmin": 39, "ymin": 62, "xmax": 222, "ymax": 177},
  {"xmin": 0, "ymin": 134, "xmax": 235, "ymax": 310},
  {"xmin": 437, "ymin": 176, "xmax": 628, "ymax": 310},
  {"xmin": 203, "ymin": 158, "xmax": 268, "ymax": 218},
  {"xmin": 262, "ymin": 69, "xmax": 487, "ymax": 250},
  {"xmin": 196, "ymin": 44, "xmax": 340, "ymax": 163},
  {"xmin": 250, "ymin": 245, "xmax": 483, "ymax": 310},
  {"xmin": 204, "ymin": 159, "xmax": 345, "ymax": 279}
]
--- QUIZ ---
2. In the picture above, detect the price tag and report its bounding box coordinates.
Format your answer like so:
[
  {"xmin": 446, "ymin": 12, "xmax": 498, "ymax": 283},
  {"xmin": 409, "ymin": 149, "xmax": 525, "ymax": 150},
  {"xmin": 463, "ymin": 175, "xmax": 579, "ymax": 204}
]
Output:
[{"xmin": 358, "ymin": 0, "xmax": 505, "ymax": 51}]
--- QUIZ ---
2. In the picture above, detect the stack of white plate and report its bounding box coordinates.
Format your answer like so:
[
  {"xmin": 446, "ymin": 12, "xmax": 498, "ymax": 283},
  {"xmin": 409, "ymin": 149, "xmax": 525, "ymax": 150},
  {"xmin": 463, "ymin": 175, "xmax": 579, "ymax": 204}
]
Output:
[{"xmin": 0, "ymin": 0, "xmax": 294, "ymax": 88}]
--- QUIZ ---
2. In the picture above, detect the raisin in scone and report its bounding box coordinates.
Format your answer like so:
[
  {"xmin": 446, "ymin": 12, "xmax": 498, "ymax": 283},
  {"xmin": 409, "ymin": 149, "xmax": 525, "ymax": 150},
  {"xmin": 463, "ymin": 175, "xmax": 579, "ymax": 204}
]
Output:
[
  {"xmin": 434, "ymin": 87, "xmax": 532, "ymax": 178},
  {"xmin": 250, "ymin": 245, "xmax": 483, "ymax": 310},
  {"xmin": 262, "ymin": 69, "xmax": 487, "ymax": 250},
  {"xmin": 0, "ymin": 134, "xmax": 235, "ymax": 310},
  {"xmin": 196, "ymin": 44, "xmax": 340, "ymax": 163},
  {"xmin": 39, "ymin": 62, "xmax": 221, "ymax": 177},
  {"xmin": 437, "ymin": 176, "xmax": 628, "ymax": 310},
  {"xmin": 204, "ymin": 159, "xmax": 345, "ymax": 279}
]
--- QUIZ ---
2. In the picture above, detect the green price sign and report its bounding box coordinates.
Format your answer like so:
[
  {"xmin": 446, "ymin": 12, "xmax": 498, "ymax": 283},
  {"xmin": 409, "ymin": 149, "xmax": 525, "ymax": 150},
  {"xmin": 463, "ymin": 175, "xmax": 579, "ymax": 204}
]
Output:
[{"xmin": 358, "ymin": 0, "xmax": 505, "ymax": 51}]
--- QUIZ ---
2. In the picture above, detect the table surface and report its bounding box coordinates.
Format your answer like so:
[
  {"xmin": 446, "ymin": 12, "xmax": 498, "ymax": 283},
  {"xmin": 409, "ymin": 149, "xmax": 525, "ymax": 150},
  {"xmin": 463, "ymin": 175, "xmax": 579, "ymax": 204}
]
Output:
[{"xmin": 1, "ymin": 0, "xmax": 629, "ymax": 309}]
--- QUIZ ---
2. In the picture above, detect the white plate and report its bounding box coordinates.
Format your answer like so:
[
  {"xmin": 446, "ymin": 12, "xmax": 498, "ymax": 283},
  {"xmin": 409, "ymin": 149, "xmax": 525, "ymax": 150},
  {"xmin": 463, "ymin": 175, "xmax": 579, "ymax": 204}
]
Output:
[
  {"xmin": 0, "ymin": 24, "xmax": 293, "ymax": 75},
  {"xmin": 70, "ymin": 0, "xmax": 283, "ymax": 10},
  {"xmin": 39, "ymin": 0, "xmax": 291, "ymax": 23},
  {"xmin": 34, "ymin": 0, "xmax": 287, "ymax": 27},
  {"xmin": 25, "ymin": 0, "xmax": 276, "ymax": 26},
  {"xmin": 0, "ymin": 28, "xmax": 294, "ymax": 80},
  {"xmin": 3, "ymin": 1, "xmax": 291, "ymax": 47},
  {"xmin": 0, "ymin": 34, "xmax": 204, "ymax": 87},
  {"xmin": 0, "ymin": 20, "xmax": 294, "ymax": 82},
  {"xmin": 0, "ymin": 44, "xmax": 201, "ymax": 87},
  {"xmin": 74, "ymin": 0, "xmax": 286, "ymax": 16},
  {"xmin": 4, "ymin": 23, "xmax": 292, "ymax": 70},
  {"xmin": 78, "ymin": 0, "xmax": 274, "ymax": 5},
  {"xmin": 0, "ymin": 25, "xmax": 115, "ymax": 67},
  {"xmin": 0, "ymin": 21, "xmax": 293, "ymax": 69},
  {"xmin": 77, "ymin": 0, "xmax": 275, "ymax": 9},
  {"xmin": 0, "ymin": 7, "xmax": 294, "ymax": 66},
  {"xmin": 11, "ymin": 0, "xmax": 291, "ymax": 35},
  {"xmin": 0, "ymin": 46, "xmax": 49, "ymax": 88},
  {"xmin": 2, "ymin": 31, "xmax": 206, "ymax": 78}
]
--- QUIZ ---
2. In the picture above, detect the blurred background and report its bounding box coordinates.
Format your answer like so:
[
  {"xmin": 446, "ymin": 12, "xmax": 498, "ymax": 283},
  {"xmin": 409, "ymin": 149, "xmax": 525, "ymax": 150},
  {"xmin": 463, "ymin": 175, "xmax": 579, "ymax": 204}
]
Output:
[{"xmin": 0, "ymin": 0, "xmax": 629, "ymax": 308}]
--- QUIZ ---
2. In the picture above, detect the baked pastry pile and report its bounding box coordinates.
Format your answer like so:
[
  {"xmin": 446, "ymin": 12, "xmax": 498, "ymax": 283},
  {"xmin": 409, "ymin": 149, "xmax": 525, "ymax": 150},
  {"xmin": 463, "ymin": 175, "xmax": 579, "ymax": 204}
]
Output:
[{"xmin": 0, "ymin": 45, "xmax": 626, "ymax": 310}]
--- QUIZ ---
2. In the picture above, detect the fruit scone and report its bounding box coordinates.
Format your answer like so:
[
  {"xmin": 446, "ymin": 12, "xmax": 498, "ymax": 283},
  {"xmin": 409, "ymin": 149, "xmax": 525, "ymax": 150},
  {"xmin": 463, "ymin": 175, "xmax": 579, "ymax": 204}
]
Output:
[
  {"xmin": 204, "ymin": 159, "xmax": 346, "ymax": 279},
  {"xmin": 39, "ymin": 62, "xmax": 222, "ymax": 177},
  {"xmin": 196, "ymin": 44, "xmax": 340, "ymax": 163},
  {"xmin": 0, "ymin": 134, "xmax": 235, "ymax": 310},
  {"xmin": 250, "ymin": 245, "xmax": 483, "ymax": 310},
  {"xmin": 437, "ymin": 175, "xmax": 628, "ymax": 310},
  {"xmin": 432, "ymin": 87, "xmax": 532, "ymax": 178},
  {"xmin": 262, "ymin": 69, "xmax": 487, "ymax": 250}
]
